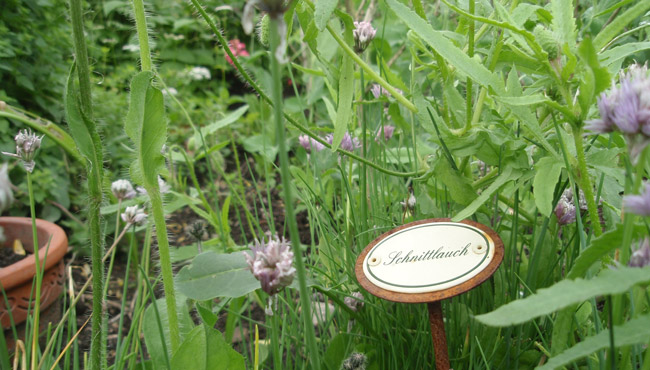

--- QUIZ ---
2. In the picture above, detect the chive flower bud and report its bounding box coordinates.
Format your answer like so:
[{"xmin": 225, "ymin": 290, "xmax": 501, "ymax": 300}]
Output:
[
  {"xmin": 623, "ymin": 182, "xmax": 650, "ymax": 216},
  {"xmin": 121, "ymin": 206, "xmax": 147, "ymax": 226},
  {"xmin": 375, "ymin": 125, "xmax": 395, "ymax": 142},
  {"xmin": 111, "ymin": 179, "xmax": 136, "ymax": 201},
  {"xmin": 2, "ymin": 129, "xmax": 43, "ymax": 173},
  {"xmin": 244, "ymin": 234, "xmax": 296, "ymax": 295},
  {"xmin": 353, "ymin": 21, "xmax": 376, "ymax": 53}
]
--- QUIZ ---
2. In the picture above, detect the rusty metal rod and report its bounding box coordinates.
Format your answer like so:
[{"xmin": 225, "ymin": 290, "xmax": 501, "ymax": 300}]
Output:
[{"xmin": 428, "ymin": 301, "xmax": 451, "ymax": 370}]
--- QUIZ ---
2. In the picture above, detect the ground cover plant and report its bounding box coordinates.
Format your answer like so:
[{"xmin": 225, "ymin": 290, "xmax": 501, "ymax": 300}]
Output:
[{"xmin": 0, "ymin": 0, "xmax": 649, "ymax": 368}]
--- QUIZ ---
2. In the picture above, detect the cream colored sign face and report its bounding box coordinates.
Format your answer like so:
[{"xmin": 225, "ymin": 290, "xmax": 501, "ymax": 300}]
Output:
[{"xmin": 362, "ymin": 222, "xmax": 494, "ymax": 293}]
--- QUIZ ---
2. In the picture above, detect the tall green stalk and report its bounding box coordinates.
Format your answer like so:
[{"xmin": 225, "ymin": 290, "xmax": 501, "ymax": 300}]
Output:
[
  {"xmin": 572, "ymin": 126, "xmax": 603, "ymax": 237},
  {"xmin": 269, "ymin": 17, "xmax": 321, "ymax": 370},
  {"xmin": 26, "ymin": 173, "xmax": 41, "ymax": 370},
  {"xmin": 68, "ymin": 0, "xmax": 106, "ymax": 369},
  {"xmin": 130, "ymin": 0, "xmax": 181, "ymax": 351}
]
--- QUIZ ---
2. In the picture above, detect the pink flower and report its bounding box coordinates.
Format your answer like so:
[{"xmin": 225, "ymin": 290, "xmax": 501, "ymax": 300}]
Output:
[
  {"xmin": 375, "ymin": 125, "xmax": 395, "ymax": 141},
  {"xmin": 623, "ymin": 182, "xmax": 650, "ymax": 216},
  {"xmin": 225, "ymin": 39, "xmax": 250, "ymax": 66},
  {"xmin": 244, "ymin": 235, "xmax": 296, "ymax": 295},
  {"xmin": 298, "ymin": 134, "xmax": 325, "ymax": 152}
]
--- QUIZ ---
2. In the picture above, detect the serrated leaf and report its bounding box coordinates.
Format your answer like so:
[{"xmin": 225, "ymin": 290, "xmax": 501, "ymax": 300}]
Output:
[
  {"xmin": 314, "ymin": 0, "xmax": 337, "ymax": 31},
  {"xmin": 125, "ymin": 71, "xmax": 167, "ymax": 188},
  {"xmin": 386, "ymin": 0, "xmax": 503, "ymax": 92},
  {"xmin": 551, "ymin": 0, "xmax": 577, "ymax": 50},
  {"xmin": 476, "ymin": 266, "xmax": 650, "ymax": 327},
  {"xmin": 452, "ymin": 166, "xmax": 518, "ymax": 221},
  {"xmin": 533, "ymin": 157, "xmax": 564, "ymax": 216},
  {"xmin": 540, "ymin": 314, "xmax": 650, "ymax": 370},
  {"xmin": 434, "ymin": 160, "xmax": 477, "ymax": 206}
]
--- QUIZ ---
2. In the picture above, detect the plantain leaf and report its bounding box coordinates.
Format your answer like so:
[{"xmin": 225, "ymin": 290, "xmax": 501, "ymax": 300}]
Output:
[
  {"xmin": 539, "ymin": 314, "xmax": 650, "ymax": 370},
  {"xmin": 124, "ymin": 71, "xmax": 167, "ymax": 187},
  {"xmin": 386, "ymin": 0, "xmax": 503, "ymax": 92},
  {"xmin": 533, "ymin": 157, "xmax": 564, "ymax": 216},
  {"xmin": 476, "ymin": 266, "xmax": 650, "ymax": 327}
]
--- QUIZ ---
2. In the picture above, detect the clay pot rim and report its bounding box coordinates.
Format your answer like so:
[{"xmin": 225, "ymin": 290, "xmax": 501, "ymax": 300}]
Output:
[{"xmin": 0, "ymin": 217, "xmax": 68, "ymax": 292}]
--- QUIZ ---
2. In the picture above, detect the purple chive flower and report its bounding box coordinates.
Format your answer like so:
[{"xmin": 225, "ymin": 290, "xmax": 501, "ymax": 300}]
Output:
[
  {"xmin": 121, "ymin": 206, "xmax": 147, "ymax": 226},
  {"xmin": 623, "ymin": 182, "xmax": 650, "ymax": 216},
  {"xmin": 555, "ymin": 189, "xmax": 578, "ymax": 225},
  {"xmin": 370, "ymin": 84, "xmax": 387, "ymax": 99},
  {"xmin": 325, "ymin": 132, "xmax": 361, "ymax": 151},
  {"xmin": 586, "ymin": 64, "xmax": 650, "ymax": 162},
  {"xmin": 353, "ymin": 21, "xmax": 376, "ymax": 53},
  {"xmin": 375, "ymin": 125, "xmax": 395, "ymax": 142},
  {"xmin": 2, "ymin": 129, "xmax": 43, "ymax": 173},
  {"xmin": 628, "ymin": 238, "xmax": 650, "ymax": 268},
  {"xmin": 111, "ymin": 179, "xmax": 137, "ymax": 201},
  {"xmin": 344, "ymin": 292, "xmax": 364, "ymax": 312},
  {"xmin": 298, "ymin": 134, "xmax": 325, "ymax": 152},
  {"xmin": 244, "ymin": 235, "xmax": 296, "ymax": 295}
]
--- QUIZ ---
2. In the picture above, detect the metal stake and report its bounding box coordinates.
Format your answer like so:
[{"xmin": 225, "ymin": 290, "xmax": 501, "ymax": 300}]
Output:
[{"xmin": 428, "ymin": 301, "xmax": 450, "ymax": 370}]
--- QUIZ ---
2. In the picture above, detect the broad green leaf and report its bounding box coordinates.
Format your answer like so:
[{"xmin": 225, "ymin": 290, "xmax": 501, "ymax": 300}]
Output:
[
  {"xmin": 593, "ymin": 1, "xmax": 650, "ymax": 51},
  {"xmin": 323, "ymin": 333, "xmax": 353, "ymax": 370},
  {"xmin": 314, "ymin": 0, "xmax": 337, "ymax": 31},
  {"xmin": 171, "ymin": 325, "xmax": 245, "ymax": 370},
  {"xmin": 125, "ymin": 71, "xmax": 167, "ymax": 188},
  {"xmin": 195, "ymin": 105, "xmax": 248, "ymax": 144},
  {"xmin": 176, "ymin": 252, "xmax": 259, "ymax": 300},
  {"xmin": 533, "ymin": 157, "xmax": 564, "ymax": 216},
  {"xmin": 476, "ymin": 266, "xmax": 650, "ymax": 327},
  {"xmin": 551, "ymin": 0, "xmax": 577, "ymax": 50},
  {"xmin": 143, "ymin": 298, "xmax": 194, "ymax": 370},
  {"xmin": 386, "ymin": 0, "xmax": 503, "ymax": 92},
  {"xmin": 577, "ymin": 38, "xmax": 610, "ymax": 117},
  {"xmin": 452, "ymin": 166, "xmax": 518, "ymax": 221},
  {"xmin": 567, "ymin": 223, "xmax": 647, "ymax": 279},
  {"xmin": 540, "ymin": 314, "xmax": 650, "ymax": 370}
]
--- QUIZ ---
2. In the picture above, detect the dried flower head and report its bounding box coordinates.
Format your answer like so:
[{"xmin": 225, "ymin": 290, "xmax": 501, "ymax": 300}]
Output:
[
  {"xmin": 353, "ymin": 21, "xmax": 376, "ymax": 53},
  {"xmin": 2, "ymin": 129, "xmax": 43, "ymax": 173},
  {"xmin": 121, "ymin": 206, "xmax": 147, "ymax": 226},
  {"xmin": 623, "ymin": 182, "xmax": 650, "ymax": 216},
  {"xmin": 0, "ymin": 163, "xmax": 14, "ymax": 213},
  {"xmin": 244, "ymin": 234, "xmax": 296, "ymax": 295},
  {"xmin": 298, "ymin": 135, "xmax": 326, "ymax": 153},
  {"xmin": 187, "ymin": 219, "xmax": 209, "ymax": 241},
  {"xmin": 401, "ymin": 192, "xmax": 416, "ymax": 210},
  {"xmin": 628, "ymin": 238, "xmax": 650, "ymax": 268},
  {"xmin": 344, "ymin": 292, "xmax": 364, "ymax": 312},
  {"xmin": 111, "ymin": 179, "xmax": 136, "ymax": 201},
  {"xmin": 586, "ymin": 64, "xmax": 650, "ymax": 162},
  {"xmin": 341, "ymin": 352, "xmax": 367, "ymax": 370}
]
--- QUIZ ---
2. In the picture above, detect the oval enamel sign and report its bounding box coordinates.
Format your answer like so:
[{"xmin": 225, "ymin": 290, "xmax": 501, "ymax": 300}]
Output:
[{"xmin": 356, "ymin": 219, "xmax": 504, "ymax": 303}]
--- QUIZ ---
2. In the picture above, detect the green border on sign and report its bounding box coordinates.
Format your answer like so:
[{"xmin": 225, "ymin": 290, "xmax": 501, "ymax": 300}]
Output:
[{"xmin": 365, "ymin": 223, "xmax": 491, "ymax": 289}]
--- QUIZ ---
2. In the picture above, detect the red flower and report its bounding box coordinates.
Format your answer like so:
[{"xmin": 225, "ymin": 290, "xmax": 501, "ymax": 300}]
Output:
[{"xmin": 225, "ymin": 39, "xmax": 249, "ymax": 66}]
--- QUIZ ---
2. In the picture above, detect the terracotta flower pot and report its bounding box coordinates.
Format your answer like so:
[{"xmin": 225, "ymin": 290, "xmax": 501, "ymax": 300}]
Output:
[{"xmin": 0, "ymin": 217, "xmax": 67, "ymax": 330}]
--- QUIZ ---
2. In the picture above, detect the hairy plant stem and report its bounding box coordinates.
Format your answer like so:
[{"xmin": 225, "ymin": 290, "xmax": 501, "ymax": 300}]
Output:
[
  {"xmin": 26, "ymin": 172, "xmax": 40, "ymax": 370},
  {"xmin": 269, "ymin": 16, "xmax": 321, "ymax": 370},
  {"xmin": 132, "ymin": 0, "xmax": 152, "ymax": 71},
  {"xmin": 572, "ymin": 126, "xmax": 603, "ymax": 237},
  {"xmin": 69, "ymin": 0, "xmax": 106, "ymax": 368}
]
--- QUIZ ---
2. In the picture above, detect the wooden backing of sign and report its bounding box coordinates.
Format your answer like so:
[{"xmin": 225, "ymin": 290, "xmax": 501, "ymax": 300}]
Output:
[{"xmin": 355, "ymin": 218, "xmax": 504, "ymax": 304}]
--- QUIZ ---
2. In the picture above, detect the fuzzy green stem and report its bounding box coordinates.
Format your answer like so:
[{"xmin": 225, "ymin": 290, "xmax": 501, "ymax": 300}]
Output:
[
  {"xmin": 572, "ymin": 126, "xmax": 603, "ymax": 237},
  {"xmin": 148, "ymin": 189, "xmax": 181, "ymax": 352},
  {"xmin": 132, "ymin": 0, "xmax": 152, "ymax": 72},
  {"xmin": 269, "ymin": 16, "xmax": 321, "ymax": 370},
  {"xmin": 27, "ymin": 172, "xmax": 41, "ymax": 370},
  {"xmin": 69, "ymin": 1, "xmax": 106, "ymax": 369}
]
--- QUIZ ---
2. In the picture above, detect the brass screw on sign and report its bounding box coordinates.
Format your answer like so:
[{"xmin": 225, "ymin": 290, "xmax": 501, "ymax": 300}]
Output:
[{"xmin": 355, "ymin": 218, "xmax": 505, "ymax": 369}]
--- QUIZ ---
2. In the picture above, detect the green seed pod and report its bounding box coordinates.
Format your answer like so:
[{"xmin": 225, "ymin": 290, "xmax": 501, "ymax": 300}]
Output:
[
  {"xmin": 533, "ymin": 24, "xmax": 559, "ymax": 60},
  {"xmin": 257, "ymin": 14, "xmax": 270, "ymax": 48}
]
